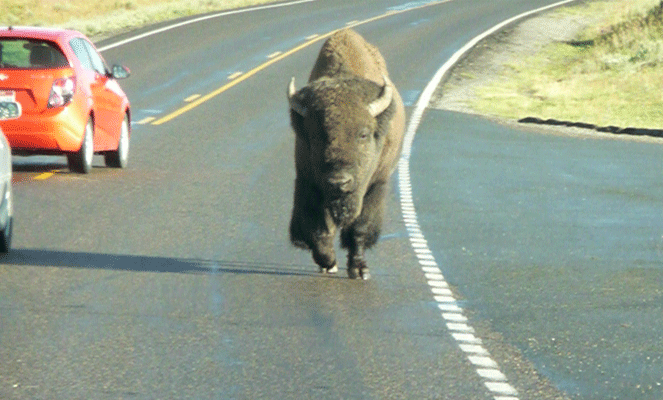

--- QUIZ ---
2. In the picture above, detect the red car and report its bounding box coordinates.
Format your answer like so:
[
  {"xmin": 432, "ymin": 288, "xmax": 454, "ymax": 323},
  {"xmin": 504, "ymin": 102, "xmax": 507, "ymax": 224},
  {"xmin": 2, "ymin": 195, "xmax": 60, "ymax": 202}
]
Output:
[{"xmin": 0, "ymin": 27, "xmax": 131, "ymax": 173}]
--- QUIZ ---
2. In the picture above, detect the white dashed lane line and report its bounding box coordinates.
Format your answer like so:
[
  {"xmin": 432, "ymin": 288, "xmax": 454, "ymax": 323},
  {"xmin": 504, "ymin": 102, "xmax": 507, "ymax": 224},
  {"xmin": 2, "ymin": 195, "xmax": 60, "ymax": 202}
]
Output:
[
  {"xmin": 227, "ymin": 71, "xmax": 243, "ymax": 80},
  {"xmin": 184, "ymin": 94, "xmax": 201, "ymax": 102}
]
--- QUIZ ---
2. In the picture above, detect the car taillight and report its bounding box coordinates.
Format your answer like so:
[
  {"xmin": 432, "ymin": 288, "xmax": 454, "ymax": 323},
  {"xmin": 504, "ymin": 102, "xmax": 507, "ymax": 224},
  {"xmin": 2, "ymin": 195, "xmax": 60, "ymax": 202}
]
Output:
[{"xmin": 48, "ymin": 77, "xmax": 75, "ymax": 108}]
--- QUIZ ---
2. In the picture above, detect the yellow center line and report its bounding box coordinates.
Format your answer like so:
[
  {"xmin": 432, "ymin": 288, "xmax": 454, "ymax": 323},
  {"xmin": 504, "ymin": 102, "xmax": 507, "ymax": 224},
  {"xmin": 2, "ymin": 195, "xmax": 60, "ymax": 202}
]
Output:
[
  {"xmin": 34, "ymin": 172, "xmax": 55, "ymax": 180},
  {"xmin": 150, "ymin": 0, "xmax": 450, "ymax": 126},
  {"xmin": 151, "ymin": 33, "xmax": 333, "ymax": 125}
]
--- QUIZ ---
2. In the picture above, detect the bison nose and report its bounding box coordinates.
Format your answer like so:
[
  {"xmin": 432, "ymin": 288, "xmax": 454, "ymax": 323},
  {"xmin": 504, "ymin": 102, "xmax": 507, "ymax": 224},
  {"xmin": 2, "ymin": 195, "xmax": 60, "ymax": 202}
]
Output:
[{"xmin": 327, "ymin": 173, "xmax": 354, "ymax": 193}]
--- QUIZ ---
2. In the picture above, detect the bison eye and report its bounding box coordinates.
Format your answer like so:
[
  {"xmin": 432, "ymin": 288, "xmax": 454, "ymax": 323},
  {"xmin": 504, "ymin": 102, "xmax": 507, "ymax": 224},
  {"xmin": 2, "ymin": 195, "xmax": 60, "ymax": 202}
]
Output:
[{"xmin": 358, "ymin": 128, "xmax": 371, "ymax": 140}]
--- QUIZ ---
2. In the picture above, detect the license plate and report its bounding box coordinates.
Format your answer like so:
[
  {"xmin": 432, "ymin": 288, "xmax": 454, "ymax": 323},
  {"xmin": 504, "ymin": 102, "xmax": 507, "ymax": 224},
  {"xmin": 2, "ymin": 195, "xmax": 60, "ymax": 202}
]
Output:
[
  {"xmin": 0, "ymin": 90, "xmax": 15, "ymax": 102},
  {"xmin": 0, "ymin": 90, "xmax": 21, "ymax": 119},
  {"xmin": 0, "ymin": 102, "xmax": 21, "ymax": 119}
]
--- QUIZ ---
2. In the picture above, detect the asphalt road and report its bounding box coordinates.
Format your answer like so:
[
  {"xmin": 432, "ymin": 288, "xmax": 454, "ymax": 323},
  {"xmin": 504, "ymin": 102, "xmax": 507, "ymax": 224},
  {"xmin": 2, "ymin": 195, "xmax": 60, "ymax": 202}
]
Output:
[
  {"xmin": 1, "ymin": 0, "xmax": 661, "ymax": 399},
  {"xmin": 412, "ymin": 111, "xmax": 663, "ymax": 400}
]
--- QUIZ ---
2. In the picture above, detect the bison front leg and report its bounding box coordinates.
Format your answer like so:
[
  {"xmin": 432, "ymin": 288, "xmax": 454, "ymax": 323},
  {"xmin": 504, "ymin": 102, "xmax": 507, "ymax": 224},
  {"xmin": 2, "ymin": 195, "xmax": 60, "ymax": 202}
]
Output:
[
  {"xmin": 311, "ymin": 225, "xmax": 339, "ymax": 274},
  {"xmin": 345, "ymin": 239, "xmax": 369, "ymax": 280},
  {"xmin": 289, "ymin": 177, "xmax": 339, "ymax": 274},
  {"xmin": 341, "ymin": 183, "xmax": 387, "ymax": 280}
]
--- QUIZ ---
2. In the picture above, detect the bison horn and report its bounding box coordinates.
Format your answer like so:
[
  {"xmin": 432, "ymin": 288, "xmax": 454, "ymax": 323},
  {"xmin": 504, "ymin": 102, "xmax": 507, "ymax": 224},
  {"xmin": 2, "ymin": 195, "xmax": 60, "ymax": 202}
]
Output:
[
  {"xmin": 367, "ymin": 75, "xmax": 393, "ymax": 117},
  {"xmin": 287, "ymin": 77, "xmax": 308, "ymax": 117}
]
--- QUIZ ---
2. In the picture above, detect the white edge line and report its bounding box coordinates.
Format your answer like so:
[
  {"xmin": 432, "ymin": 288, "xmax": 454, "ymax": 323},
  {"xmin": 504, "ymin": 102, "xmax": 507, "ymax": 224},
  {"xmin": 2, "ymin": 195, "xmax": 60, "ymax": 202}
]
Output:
[
  {"xmin": 98, "ymin": 0, "xmax": 317, "ymax": 52},
  {"xmin": 399, "ymin": 1, "xmax": 578, "ymax": 399},
  {"xmin": 401, "ymin": 0, "xmax": 577, "ymax": 156}
]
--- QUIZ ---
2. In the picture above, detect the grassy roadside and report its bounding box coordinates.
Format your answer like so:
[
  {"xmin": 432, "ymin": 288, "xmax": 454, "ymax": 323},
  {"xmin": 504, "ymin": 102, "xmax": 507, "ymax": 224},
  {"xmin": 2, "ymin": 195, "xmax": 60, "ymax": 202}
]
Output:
[
  {"xmin": 0, "ymin": 0, "xmax": 279, "ymax": 39},
  {"xmin": 472, "ymin": 0, "xmax": 663, "ymax": 129},
  {"xmin": 4, "ymin": 0, "xmax": 661, "ymax": 129}
]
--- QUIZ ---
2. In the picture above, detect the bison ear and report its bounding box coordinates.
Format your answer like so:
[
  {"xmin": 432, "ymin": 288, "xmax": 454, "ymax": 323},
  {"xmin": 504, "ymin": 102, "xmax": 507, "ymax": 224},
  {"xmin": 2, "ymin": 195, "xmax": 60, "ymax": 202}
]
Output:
[
  {"xmin": 287, "ymin": 77, "xmax": 308, "ymax": 117},
  {"xmin": 367, "ymin": 75, "xmax": 393, "ymax": 118}
]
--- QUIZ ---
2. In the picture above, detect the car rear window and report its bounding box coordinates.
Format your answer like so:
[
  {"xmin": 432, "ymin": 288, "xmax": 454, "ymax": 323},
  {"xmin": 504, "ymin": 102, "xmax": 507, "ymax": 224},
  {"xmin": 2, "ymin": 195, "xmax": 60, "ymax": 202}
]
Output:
[{"xmin": 0, "ymin": 39, "xmax": 69, "ymax": 69}]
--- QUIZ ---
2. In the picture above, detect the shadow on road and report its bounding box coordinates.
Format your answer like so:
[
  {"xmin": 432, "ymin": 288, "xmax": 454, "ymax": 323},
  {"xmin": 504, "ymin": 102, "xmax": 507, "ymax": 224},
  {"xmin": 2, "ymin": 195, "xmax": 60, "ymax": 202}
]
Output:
[
  {"xmin": 12, "ymin": 162, "xmax": 65, "ymax": 173},
  {"xmin": 0, "ymin": 249, "xmax": 321, "ymax": 277}
]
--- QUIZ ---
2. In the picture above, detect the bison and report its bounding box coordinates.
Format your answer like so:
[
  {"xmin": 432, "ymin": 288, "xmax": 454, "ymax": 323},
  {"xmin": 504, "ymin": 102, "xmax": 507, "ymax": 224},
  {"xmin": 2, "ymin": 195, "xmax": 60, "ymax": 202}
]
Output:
[{"xmin": 287, "ymin": 29, "xmax": 405, "ymax": 280}]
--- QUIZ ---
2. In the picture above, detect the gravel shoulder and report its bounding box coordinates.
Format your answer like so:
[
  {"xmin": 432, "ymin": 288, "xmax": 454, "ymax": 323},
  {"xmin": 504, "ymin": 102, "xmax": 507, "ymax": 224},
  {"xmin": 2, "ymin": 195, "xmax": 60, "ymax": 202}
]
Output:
[{"xmin": 430, "ymin": 4, "xmax": 663, "ymax": 144}]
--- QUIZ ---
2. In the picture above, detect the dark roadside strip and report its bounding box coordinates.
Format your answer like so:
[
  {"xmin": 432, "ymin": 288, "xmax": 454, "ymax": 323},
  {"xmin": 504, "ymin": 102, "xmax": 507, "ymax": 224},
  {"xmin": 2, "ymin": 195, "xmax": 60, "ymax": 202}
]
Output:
[{"xmin": 519, "ymin": 116, "xmax": 663, "ymax": 139}]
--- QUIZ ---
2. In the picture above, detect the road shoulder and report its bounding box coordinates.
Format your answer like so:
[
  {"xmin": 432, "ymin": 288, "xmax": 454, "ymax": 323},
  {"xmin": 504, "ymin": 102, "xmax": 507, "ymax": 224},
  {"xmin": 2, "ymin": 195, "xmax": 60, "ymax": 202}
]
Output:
[{"xmin": 431, "ymin": 4, "xmax": 663, "ymax": 144}]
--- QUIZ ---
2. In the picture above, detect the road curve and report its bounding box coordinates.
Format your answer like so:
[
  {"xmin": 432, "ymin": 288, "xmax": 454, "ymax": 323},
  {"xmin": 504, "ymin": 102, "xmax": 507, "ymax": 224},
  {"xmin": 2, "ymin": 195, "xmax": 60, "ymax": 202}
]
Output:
[{"xmin": 3, "ymin": 1, "xmax": 657, "ymax": 399}]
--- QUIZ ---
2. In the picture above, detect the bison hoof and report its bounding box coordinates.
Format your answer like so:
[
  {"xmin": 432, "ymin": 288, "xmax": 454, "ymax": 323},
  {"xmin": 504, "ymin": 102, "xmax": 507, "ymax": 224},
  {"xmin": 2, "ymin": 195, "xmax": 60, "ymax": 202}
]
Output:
[
  {"xmin": 360, "ymin": 268, "xmax": 371, "ymax": 280},
  {"xmin": 319, "ymin": 264, "xmax": 338, "ymax": 274},
  {"xmin": 348, "ymin": 267, "xmax": 370, "ymax": 280}
]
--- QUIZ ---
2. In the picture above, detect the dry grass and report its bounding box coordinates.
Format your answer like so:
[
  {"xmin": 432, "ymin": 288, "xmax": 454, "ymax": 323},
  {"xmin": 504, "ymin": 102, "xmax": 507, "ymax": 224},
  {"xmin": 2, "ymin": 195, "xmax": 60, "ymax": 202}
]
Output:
[
  {"xmin": 472, "ymin": 0, "xmax": 663, "ymax": 129},
  {"xmin": 0, "ymin": 0, "xmax": 279, "ymax": 38}
]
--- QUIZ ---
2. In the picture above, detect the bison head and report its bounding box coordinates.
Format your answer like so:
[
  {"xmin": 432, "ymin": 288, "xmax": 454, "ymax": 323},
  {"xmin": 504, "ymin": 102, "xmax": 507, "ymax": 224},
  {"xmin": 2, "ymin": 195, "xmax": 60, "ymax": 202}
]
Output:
[{"xmin": 288, "ymin": 75, "xmax": 395, "ymax": 226}]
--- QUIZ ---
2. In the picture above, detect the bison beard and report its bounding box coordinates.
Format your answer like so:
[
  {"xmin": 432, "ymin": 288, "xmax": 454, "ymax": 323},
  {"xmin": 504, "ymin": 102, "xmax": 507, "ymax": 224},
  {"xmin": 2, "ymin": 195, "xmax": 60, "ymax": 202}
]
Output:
[
  {"xmin": 327, "ymin": 195, "xmax": 360, "ymax": 227},
  {"xmin": 287, "ymin": 29, "xmax": 405, "ymax": 280}
]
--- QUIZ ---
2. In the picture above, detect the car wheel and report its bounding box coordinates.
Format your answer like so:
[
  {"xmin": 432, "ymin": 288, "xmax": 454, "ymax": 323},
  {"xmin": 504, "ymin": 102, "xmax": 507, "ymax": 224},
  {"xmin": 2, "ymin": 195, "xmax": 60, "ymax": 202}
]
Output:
[
  {"xmin": 104, "ymin": 115, "xmax": 129, "ymax": 168},
  {"xmin": 0, "ymin": 216, "xmax": 12, "ymax": 253},
  {"xmin": 68, "ymin": 118, "xmax": 94, "ymax": 174}
]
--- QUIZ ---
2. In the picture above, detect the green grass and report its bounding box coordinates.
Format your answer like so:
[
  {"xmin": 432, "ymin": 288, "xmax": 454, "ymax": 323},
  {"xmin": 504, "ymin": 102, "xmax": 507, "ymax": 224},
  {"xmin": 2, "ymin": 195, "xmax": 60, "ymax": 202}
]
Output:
[
  {"xmin": 0, "ymin": 0, "xmax": 280, "ymax": 39},
  {"xmin": 472, "ymin": 0, "xmax": 663, "ymax": 129},
  {"xmin": 4, "ymin": 0, "xmax": 661, "ymax": 129}
]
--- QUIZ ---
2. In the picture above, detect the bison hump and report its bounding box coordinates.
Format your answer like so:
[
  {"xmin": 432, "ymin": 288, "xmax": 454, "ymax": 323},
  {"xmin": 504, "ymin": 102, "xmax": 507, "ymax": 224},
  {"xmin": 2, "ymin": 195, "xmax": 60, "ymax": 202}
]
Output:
[{"xmin": 309, "ymin": 29, "xmax": 388, "ymax": 84}]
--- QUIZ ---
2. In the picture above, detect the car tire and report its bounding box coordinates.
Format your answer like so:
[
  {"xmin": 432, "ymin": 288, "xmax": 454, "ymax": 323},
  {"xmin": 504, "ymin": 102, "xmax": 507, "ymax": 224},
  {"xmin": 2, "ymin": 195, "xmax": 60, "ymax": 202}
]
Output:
[
  {"xmin": 0, "ymin": 216, "xmax": 12, "ymax": 253},
  {"xmin": 68, "ymin": 118, "xmax": 94, "ymax": 174},
  {"xmin": 104, "ymin": 114, "xmax": 129, "ymax": 168}
]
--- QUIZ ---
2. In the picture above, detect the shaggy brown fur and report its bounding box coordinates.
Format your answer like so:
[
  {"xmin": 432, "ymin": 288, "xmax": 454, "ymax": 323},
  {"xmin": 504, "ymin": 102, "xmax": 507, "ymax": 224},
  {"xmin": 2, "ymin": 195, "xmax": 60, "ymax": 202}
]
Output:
[
  {"xmin": 309, "ymin": 29, "xmax": 388, "ymax": 84},
  {"xmin": 288, "ymin": 29, "xmax": 405, "ymax": 280}
]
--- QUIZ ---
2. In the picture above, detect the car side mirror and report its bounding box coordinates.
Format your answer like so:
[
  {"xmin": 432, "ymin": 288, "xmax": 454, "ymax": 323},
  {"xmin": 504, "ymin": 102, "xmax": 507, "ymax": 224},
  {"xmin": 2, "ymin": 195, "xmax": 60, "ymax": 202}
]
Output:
[{"xmin": 111, "ymin": 64, "xmax": 131, "ymax": 80}]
